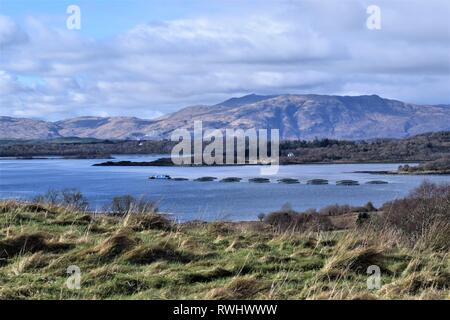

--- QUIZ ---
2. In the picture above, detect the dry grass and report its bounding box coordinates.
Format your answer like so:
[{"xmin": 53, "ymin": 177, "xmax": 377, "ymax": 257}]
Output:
[
  {"xmin": 122, "ymin": 213, "xmax": 172, "ymax": 231},
  {"xmin": 89, "ymin": 230, "xmax": 139, "ymax": 260},
  {"xmin": 0, "ymin": 199, "xmax": 448, "ymax": 300},
  {"xmin": 206, "ymin": 277, "xmax": 265, "ymax": 300},
  {"xmin": 323, "ymin": 247, "xmax": 386, "ymax": 276},
  {"xmin": 123, "ymin": 243, "xmax": 190, "ymax": 265},
  {"xmin": 0, "ymin": 232, "xmax": 73, "ymax": 264}
]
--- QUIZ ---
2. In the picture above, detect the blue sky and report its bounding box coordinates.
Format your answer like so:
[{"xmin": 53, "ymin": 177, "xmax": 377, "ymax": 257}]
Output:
[
  {"xmin": 1, "ymin": 0, "xmax": 449, "ymax": 120},
  {"xmin": 1, "ymin": 0, "xmax": 268, "ymax": 38}
]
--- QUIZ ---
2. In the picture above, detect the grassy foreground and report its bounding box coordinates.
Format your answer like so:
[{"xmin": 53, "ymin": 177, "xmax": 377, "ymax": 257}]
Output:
[{"xmin": 0, "ymin": 201, "xmax": 448, "ymax": 300}]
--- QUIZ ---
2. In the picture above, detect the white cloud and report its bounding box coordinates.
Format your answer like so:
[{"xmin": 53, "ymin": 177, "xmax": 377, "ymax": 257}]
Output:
[
  {"xmin": 0, "ymin": 15, "xmax": 28, "ymax": 47},
  {"xmin": 0, "ymin": 0, "xmax": 449, "ymax": 120}
]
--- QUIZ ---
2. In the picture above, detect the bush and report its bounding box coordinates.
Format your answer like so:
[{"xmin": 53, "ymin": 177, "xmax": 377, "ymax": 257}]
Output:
[
  {"xmin": 61, "ymin": 189, "xmax": 89, "ymax": 210},
  {"xmin": 319, "ymin": 202, "xmax": 377, "ymax": 216},
  {"xmin": 356, "ymin": 212, "xmax": 370, "ymax": 226},
  {"xmin": 111, "ymin": 195, "xmax": 135, "ymax": 215},
  {"xmin": 380, "ymin": 181, "xmax": 450, "ymax": 244},
  {"xmin": 264, "ymin": 211, "xmax": 296, "ymax": 230},
  {"xmin": 33, "ymin": 189, "xmax": 59, "ymax": 205},
  {"xmin": 109, "ymin": 195, "xmax": 158, "ymax": 216},
  {"xmin": 257, "ymin": 213, "xmax": 265, "ymax": 222},
  {"xmin": 34, "ymin": 188, "xmax": 88, "ymax": 211},
  {"xmin": 319, "ymin": 204, "xmax": 351, "ymax": 216},
  {"xmin": 264, "ymin": 208, "xmax": 333, "ymax": 232}
]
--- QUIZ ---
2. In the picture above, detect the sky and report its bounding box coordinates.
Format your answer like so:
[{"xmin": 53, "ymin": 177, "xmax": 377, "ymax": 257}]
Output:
[{"xmin": 0, "ymin": 0, "xmax": 449, "ymax": 121}]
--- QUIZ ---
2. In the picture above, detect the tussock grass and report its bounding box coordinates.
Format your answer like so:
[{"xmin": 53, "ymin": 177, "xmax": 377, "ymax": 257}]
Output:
[
  {"xmin": 0, "ymin": 199, "xmax": 448, "ymax": 300},
  {"xmin": 0, "ymin": 232, "xmax": 73, "ymax": 265},
  {"xmin": 122, "ymin": 213, "xmax": 172, "ymax": 231},
  {"xmin": 123, "ymin": 243, "xmax": 191, "ymax": 265},
  {"xmin": 0, "ymin": 200, "xmax": 56, "ymax": 214},
  {"xmin": 206, "ymin": 277, "xmax": 265, "ymax": 300},
  {"xmin": 322, "ymin": 247, "xmax": 386, "ymax": 275},
  {"xmin": 89, "ymin": 231, "xmax": 140, "ymax": 260},
  {"xmin": 182, "ymin": 267, "xmax": 233, "ymax": 284}
]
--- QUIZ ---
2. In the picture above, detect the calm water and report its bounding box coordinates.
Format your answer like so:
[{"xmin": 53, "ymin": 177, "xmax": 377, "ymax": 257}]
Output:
[{"xmin": 1, "ymin": 155, "xmax": 449, "ymax": 221}]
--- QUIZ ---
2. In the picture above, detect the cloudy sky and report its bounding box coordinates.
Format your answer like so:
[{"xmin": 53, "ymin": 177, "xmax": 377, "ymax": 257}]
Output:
[{"xmin": 0, "ymin": 0, "xmax": 449, "ymax": 120}]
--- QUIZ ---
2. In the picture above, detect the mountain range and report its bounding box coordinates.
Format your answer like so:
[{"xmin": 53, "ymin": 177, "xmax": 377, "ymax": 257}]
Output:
[{"xmin": 1, "ymin": 94, "xmax": 450, "ymax": 140}]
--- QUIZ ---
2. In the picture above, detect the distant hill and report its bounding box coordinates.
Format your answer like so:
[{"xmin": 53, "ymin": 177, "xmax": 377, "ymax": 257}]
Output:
[{"xmin": 1, "ymin": 94, "xmax": 450, "ymax": 140}]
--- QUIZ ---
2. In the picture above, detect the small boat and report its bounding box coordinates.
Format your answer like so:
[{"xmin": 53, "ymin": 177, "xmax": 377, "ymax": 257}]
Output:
[{"xmin": 149, "ymin": 174, "xmax": 172, "ymax": 180}]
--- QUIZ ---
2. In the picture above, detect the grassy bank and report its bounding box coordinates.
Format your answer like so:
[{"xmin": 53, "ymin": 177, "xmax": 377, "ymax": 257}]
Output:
[{"xmin": 0, "ymin": 189, "xmax": 448, "ymax": 300}]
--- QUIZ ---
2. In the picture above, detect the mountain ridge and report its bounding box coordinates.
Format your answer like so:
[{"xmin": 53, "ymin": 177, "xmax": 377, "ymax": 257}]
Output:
[{"xmin": 1, "ymin": 94, "xmax": 450, "ymax": 140}]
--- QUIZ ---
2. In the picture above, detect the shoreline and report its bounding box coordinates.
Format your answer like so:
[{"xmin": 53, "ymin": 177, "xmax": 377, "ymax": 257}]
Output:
[
  {"xmin": 92, "ymin": 157, "xmax": 449, "ymax": 175},
  {"xmin": 91, "ymin": 157, "xmax": 422, "ymax": 167},
  {"xmin": 353, "ymin": 170, "xmax": 450, "ymax": 176},
  {"xmin": 1, "ymin": 156, "xmax": 421, "ymax": 166}
]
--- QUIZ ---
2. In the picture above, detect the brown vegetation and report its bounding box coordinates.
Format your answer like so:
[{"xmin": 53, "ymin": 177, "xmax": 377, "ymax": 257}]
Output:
[
  {"xmin": 380, "ymin": 181, "xmax": 450, "ymax": 250},
  {"xmin": 399, "ymin": 156, "xmax": 450, "ymax": 174}
]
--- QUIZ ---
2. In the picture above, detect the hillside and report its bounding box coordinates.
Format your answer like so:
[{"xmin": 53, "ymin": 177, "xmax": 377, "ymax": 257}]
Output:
[
  {"xmin": 149, "ymin": 94, "xmax": 450, "ymax": 140},
  {"xmin": 1, "ymin": 94, "xmax": 450, "ymax": 140}
]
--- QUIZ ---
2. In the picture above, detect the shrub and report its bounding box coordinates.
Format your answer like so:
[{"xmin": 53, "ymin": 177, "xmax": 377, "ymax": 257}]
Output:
[
  {"xmin": 319, "ymin": 202, "xmax": 377, "ymax": 216},
  {"xmin": 319, "ymin": 204, "xmax": 351, "ymax": 216},
  {"xmin": 264, "ymin": 211, "xmax": 295, "ymax": 230},
  {"xmin": 34, "ymin": 188, "xmax": 88, "ymax": 211},
  {"xmin": 264, "ymin": 208, "xmax": 333, "ymax": 232},
  {"xmin": 111, "ymin": 195, "xmax": 135, "ymax": 215},
  {"xmin": 257, "ymin": 213, "xmax": 265, "ymax": 222},
  {"xmin": 364, "ymin": 202, "xmax": 377, "ymax": 212},
  {"xmin": 356, "ymin": 212, "xmax": 370, "ymax": 226},
  {"xmin": 380, "ymin": 181, "xmax": 450, "ymax": 245},
  {"xmin": 33, "ymin": 189, "xmax": 59, "ymax": 205},
  {"xmin": 61, "ymin": 189, "xmax": 89, "ymax": 211},
  {"xmin": 109, "ymin": 195, "xmax": 158, "ymax": 216}
]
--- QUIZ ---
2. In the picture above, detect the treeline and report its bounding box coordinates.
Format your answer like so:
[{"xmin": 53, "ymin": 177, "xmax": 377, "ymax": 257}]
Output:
[
  {"xmin": 280, "ymin": 131, "xmax": 450, "ymax": 163},
  {"xmin": 399, "ymin": 156, "xmax": 450, "ymax": 173},
  {"xmin": 0, "ymin": 139, "xmax": 177, "ymax": 157},
  {"xmin": 0, "ymin": 131, "xmax": 449, "ymax": 163}
]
